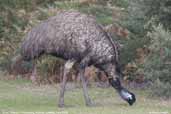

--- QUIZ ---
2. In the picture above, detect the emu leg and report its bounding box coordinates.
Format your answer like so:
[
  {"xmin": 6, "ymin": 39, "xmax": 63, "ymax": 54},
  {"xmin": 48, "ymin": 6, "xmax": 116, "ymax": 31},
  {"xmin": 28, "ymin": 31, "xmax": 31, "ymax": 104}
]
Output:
[
  {"xmin": 58, "ymin": 60, "xmax": 75, "ymax": 107},
  {"xmin": 30, "ymin": 62, "xmax": 37, "ymax": 84},
  {"xmin": 78, "ymin": 56, "xmax": 93, "ymax": 106},
  {"xmin": 78, "ymin": 68, "xmax": 93, "ymax": 106}
]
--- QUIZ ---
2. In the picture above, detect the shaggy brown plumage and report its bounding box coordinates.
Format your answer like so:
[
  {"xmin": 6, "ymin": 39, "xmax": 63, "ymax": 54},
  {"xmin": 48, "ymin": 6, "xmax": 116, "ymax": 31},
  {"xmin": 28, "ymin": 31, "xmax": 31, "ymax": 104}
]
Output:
[{"xmin": 20, "ymin": 10, "xmax": 135, "ymax": 107}]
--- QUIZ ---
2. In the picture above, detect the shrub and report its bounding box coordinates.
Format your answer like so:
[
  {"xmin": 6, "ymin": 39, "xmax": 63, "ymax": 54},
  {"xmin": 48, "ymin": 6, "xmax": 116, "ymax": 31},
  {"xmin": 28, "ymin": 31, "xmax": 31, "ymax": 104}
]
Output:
[
  {"xmin": 120, "ymin": 0, "xmax": 171, "ymax": 84},
  {"xmin": 0, "ymin": 0, "xmax": 56, "ymax": 72},
  {"xmin": 143, "ymin": 24, "xmax": 171, "ymax": 98}
]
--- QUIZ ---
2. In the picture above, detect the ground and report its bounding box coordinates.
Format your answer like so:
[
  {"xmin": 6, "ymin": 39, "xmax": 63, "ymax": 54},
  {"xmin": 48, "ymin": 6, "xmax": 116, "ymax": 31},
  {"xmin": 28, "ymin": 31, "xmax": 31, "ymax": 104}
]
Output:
[{"xmin": 0, "ymin": 78, "xmax": 171, "ymax": 114}]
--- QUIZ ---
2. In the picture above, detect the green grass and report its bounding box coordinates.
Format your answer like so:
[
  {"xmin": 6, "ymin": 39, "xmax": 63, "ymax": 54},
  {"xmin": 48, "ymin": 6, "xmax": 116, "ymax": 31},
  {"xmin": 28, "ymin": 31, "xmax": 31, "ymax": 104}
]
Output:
[{"xmin": 0, "ymin": 79, "xmax": 171, "ymax": 114}]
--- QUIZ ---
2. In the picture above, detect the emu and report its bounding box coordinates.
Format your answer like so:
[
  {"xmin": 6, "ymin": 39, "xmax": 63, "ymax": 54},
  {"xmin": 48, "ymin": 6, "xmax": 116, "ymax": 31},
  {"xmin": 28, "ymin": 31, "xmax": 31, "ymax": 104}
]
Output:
[{"xmin": 20, "ymin": 10, "xmax": 136, "ymax": 107}]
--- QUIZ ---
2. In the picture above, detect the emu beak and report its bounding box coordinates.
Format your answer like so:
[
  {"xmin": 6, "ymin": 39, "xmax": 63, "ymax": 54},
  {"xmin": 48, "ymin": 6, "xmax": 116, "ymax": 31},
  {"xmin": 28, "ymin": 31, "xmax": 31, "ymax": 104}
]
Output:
[{"xmin": 119, "ymin": 88, "xmax": 136, "ymax": 106}]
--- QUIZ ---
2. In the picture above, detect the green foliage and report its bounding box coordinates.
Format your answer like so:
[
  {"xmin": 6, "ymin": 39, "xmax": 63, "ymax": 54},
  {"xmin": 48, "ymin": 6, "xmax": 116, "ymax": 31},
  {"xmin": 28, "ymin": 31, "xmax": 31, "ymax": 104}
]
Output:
[
  {"xmin": 81, "ymin": 5, "xmax": 113, "ymax": 25},
  {"xmin": 54, "ymin": 1, "xmax": 114, "ymax": 25},
  {"xmin": 123, "ymin": 0, "xmax": 171, "ymax": 34},
  {"xmin": 142, "ymin": 0, "xmax": 171, "ymax": 30},
  {"xmin": 121, "ymin": 0, "xmax": 171, "ymax": 67},
  {"xmin": 120, "ymin": 35, "xmax": 149, "ymax": 65},
  {"xmin": 111, "ymin": 0, "xmax": 129, "ymax": 8},
  {"xmin": 119, "ymin": 0, "xmax": 171, "ymax": 64},
  {"xmin": 151, "ymin": 79, "xmax": 171, "ymax": 98},
  {"xmin": 119, "ymin": 1, "xmax": 171, "ymax": 99},
  {"xmin": 121, "ymin": 0, "xmax": 146, "ymax": 35},
  {"xmin": 116, "ymin": 0, "xmax": 150, "ymax": 66},
  {"xmin": 0, "ymin": 0, "xmax": 56, "ymax": 71},
  {"xmin": 143, "ymin": 24, "xmax": 171, "ymax": 98}
]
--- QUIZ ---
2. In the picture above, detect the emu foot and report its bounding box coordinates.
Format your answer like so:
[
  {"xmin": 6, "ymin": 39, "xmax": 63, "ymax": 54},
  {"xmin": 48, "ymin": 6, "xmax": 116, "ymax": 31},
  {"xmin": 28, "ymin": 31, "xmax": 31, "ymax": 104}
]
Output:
[
  {"xmin": 86, "ymin": 102, "xmax": 94, "ymax": 107},
  {"xmin": 58, "ymin": 97, "xmax": 65, "ymax": 107},
  {"xmin": 85, "ymin": 99, "xmax": 95, "ymax": 107},
  {"xmin": 58, "ymin": 103, "xmax": 65, "ymax": 108}
]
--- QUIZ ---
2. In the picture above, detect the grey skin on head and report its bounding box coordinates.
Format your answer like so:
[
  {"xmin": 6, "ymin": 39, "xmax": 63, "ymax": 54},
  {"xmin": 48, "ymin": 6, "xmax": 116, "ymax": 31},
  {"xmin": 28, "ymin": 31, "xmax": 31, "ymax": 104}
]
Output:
[{"xmin": 20, "ymin": 10, "xmax": 136, "ymax": 107}]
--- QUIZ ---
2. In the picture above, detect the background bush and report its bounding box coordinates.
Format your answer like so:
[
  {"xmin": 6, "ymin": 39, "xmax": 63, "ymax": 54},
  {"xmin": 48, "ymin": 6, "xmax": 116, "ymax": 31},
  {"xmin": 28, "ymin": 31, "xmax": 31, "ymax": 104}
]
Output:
[
  {"xmin": 122, "ymin": 0, "xmax": 171, "ymax": 98},
  {"xmin": 143, "ymin": 24, "xmax": 171, "ymax": 98}
]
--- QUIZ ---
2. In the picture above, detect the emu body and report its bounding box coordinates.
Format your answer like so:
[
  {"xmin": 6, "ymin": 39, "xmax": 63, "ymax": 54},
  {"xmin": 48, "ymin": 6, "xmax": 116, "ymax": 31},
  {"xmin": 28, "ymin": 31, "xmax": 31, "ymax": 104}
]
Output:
[
  {"xmin": 22, "ymin": 11, "xmax": 116, "ymax": 65},
  {"xmin": 21, "ymin": 10, "xmax": 136, "ymax": 107}
]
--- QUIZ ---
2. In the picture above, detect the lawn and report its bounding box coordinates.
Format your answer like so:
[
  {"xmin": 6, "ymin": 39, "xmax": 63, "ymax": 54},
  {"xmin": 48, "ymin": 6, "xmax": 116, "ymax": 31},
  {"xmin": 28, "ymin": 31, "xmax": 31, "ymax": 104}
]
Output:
[{"xmin": 0, "ymin": 78, "xmax": 171, "ymax": 114}]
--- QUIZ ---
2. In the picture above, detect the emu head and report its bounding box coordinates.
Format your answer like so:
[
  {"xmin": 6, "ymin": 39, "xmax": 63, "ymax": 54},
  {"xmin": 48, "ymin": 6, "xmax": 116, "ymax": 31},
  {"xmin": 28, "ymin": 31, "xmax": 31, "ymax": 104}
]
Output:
[
  {"xmin": 104, "ymin": 63, "xmax": 136, "ymax": 106},
  {"xmin": 109, "ymin": 77, "xmax": 136, "ymax": 106},
  {"xmin": 119, "ymin": 88, "xmax": 136, "ymax": 105}
]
